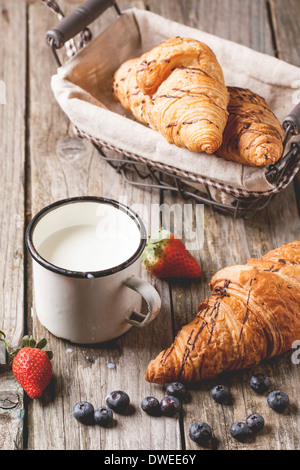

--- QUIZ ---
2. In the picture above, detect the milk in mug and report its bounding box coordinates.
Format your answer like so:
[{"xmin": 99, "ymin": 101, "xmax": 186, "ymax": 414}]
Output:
[
  {"xmin": 35, "ymin": 202, "xmax": 141, "ymax": 272},
  {"xmin": 26, "ymin": 197, "xmax": 161, "ymax": 344}
]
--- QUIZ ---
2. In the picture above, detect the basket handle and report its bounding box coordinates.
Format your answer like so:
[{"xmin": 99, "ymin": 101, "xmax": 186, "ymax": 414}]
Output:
[
  {"xmin": 283, "ymin": 102, "xmax": 300, "ymax": 135},
  {"xmin": 45, "ymin": 0, "xmax": 121, "ymax": 49}
]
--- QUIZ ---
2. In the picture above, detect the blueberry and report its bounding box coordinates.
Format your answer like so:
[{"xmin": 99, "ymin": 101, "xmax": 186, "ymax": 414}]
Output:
[
  {"xmin": 166, "ymin": 382, "xmax": 187, "ymax": 400},
  {"xmin": 267, "ymin": 390, "xmax": 289, "ymax": 413},
  {"xmin": 246, "ymin": 413, "xmax": 265, "ymax": 434},
  {"xmin": 94, "ymin": 406, "xmax": 113, "ymax": 427},
  {"xmin": 249, "ymin": 374, "xmax": 270, "ymax": 394},
  {"xmin": 210, "ymin": 384, "xmax": 231, "ymax": 404},
  {"xmin": 189, "ymin": 422, "xmax": 212, "ymax": 446},
  {"xmin": 141, "ymin": 396, "xmax": 162, "ymax": 416},
  {"xmin": 72, "ymin": 401, "xmax": 94, "ymax": 425},
  {"xmin": 230, "ymin": 422, "xmax": 251, "ymax": 442},
  {"xmin": 106, "ymin": 390, "xmax": 130, "ymax": 413},
  {"xmin": 160, "ymin": 396, "xmax": 181, "ymax": 417}
]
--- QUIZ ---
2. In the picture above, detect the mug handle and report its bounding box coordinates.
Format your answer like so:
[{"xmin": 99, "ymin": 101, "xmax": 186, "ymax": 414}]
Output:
[{"xmin": 123, "ymin": 275, "xmax": 161, "ymax": 328}]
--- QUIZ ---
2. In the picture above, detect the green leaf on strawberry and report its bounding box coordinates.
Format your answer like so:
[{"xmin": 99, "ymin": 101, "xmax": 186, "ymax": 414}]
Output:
[
  {"xmin": 12, "ymin": 335, "xmax": 53, "ymax": 399},
  {"xmin": 36, "ymin": 338, "xmax": 47, "ymax": 350}
]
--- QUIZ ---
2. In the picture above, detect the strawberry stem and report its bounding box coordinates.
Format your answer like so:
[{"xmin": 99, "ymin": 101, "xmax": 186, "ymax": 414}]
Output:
[
  {"xmin": 23, "ymin": 335, "xmax": 36, "ymax": 348},
  {"xmin": 0, "ymin": 332, "xmax": 53, "ymax": 365},
  {"xmin": 21, "ymin": 335, "xmax": 53, "ymax": 359}
]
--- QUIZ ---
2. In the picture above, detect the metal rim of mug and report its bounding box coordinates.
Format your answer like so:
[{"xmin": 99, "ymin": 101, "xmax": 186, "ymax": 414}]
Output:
[{"xmin": 25, "ymin": 196, "xmax": 147, "ymax": 279}]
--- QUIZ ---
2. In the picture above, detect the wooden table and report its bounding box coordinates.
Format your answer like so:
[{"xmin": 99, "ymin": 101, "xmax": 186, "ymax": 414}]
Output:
[{"xmin": 1, "ymin": 0, "xmax": 300, "ymax": 451}]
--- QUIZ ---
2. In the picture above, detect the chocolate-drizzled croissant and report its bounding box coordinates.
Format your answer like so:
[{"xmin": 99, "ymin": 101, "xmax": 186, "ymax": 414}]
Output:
[
  {"xmin": 145, "ymin": 241, "xmax": 300, "ymax": 384},
  {"xmin": 216, "ymin": 87, "xmax": 284, "ymax": 166},
  {"xmin": 113, "ymin": 37, "xmax": 229, "ymax": 154},
  {"xmin": 112, "ymin": 58, "xmax": 152, "ymax": 125}
]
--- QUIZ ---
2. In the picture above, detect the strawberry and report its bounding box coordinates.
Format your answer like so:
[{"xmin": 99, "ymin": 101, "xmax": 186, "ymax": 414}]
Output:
[
  {"xmin": 12, "ymin": 335, "xmax": 53, "ymax": 399},
  {"xmin": 141, "ymin": 228, "xmax": 201, "ymax": 279}
]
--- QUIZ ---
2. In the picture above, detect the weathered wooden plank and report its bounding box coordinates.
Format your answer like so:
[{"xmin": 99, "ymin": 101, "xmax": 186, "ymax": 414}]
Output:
[
  {"xmin": 146, "ymin": 0, "xmax": 300, "ymax": 451},
  {"xmin": 27, "ymin": 0, "xmax": 179, "ymax": 450},
  {"xmin": 0, "ymin": 0, "xmax": 27, "ymax": 450},
  {"xmin": 147, "ymin": 0, "xmax": 274, "ymax": 55},
  {"xmin": 6, "ymin": 0, "xmax": 299, "ymax": 451},
  {"xmin": 269, "ymin": 0, "xmax": 300, "ymax": 67},
  {"xmin": 269, "ymin": 0, "xmax": 300, "ymax": 206}
]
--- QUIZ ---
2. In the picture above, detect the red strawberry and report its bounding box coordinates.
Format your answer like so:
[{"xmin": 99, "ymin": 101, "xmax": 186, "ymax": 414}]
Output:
[
  {"xmin": 12, "ymin": 335, "xmax": 53, "ymax": 399},
  {"xmin": 141, "ymin": 228, "xmax": 201, "ymax": 279}
]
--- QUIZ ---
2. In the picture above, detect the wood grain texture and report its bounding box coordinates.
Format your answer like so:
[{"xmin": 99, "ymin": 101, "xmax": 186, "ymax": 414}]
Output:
[
  {"xmin": 0, "ymin": 0, "xmax": 27, "ymax": 450},
  {"xmin": 269, "ymin": 0, "xmax": 300, "ymax": 206},
  {"xmin": 269, "ymin": 0, "xmax": 300, "ymax": 66},
  {"xmin": 26, "ymin": 0, "xmax": 179, "ymax": 450},
  {"xmin": 146, "ymin": 0, "xmax": 275, "ymax": 55},
  {"xmin": 1, "ymin": 0, "xmax": 299, "ymax": 451},
  {"xmin": 146, "ymin": 0, "xmax": 300, "ymax": 451}
]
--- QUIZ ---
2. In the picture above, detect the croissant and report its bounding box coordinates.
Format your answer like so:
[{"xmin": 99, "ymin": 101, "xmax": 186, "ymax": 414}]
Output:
[
  {"xmin": 112, "ymin": 58, "xmax": 152, "ymax": 125},
  {"xmin": 215, "ymin": 87, "xmax": 284, "ymax": 166},
  {"xmin": 113, "ymin": 37, "xmax": 229, "ymax": 154},
  {"xmin": 145, "ymin": 241, "xmax": 300, "ymax": 384}
]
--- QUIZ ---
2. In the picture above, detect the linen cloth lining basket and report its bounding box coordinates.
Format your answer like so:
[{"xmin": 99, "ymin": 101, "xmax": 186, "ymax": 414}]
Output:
[{"xmin": 44, "ymin": 0, "xmax": 300, "ymax": 218}]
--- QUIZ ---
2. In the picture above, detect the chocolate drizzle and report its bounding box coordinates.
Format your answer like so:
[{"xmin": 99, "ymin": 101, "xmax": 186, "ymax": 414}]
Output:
[
  {"xmin": 160, "ymin": 343, "xmax": 175, "ymax": 366},
  {"xmin": 182, "ymin": 119, "xmax": 200, "ymax": 125},
  {"xmin": 165, "ymin": 118, "xmax": 220, "ymax": 129},
  {"xmin": 177, "ymin": 317, "xmax": 208, "ymax": 380},
  {"xmin": 212, "ymin": 279, "xmax": 231, "ymax": 298},
  {"xmin": 156, "ymin": 94, "xmax": 179, "ymax": 99},
  {"xmin": 165, "ymin": 87, "xmax": 226, "ymax": 111},
  {"xmin": 220, "ymin": 86, "xmax": 284, "ymax": 161},
  {"xmin": 177, "ymin": 280, "xmax": 231, "ymax": 380},
  {"xmin": 263, "ymin": 263, "xmax": 285, "ymax": 273},
  {"xmin": 172, "ymin": 65, "xmax": 212, "ymax": 79},
  {"xmin": 239, "ymin": 278, "xmax": 253, "ymax": 340}
]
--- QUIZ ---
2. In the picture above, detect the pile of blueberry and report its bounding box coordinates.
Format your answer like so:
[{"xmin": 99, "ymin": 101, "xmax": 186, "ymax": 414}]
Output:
[
  {"xmin": 141, "ymin": 382, "xmax": 214, "ymax": 446},
  {"xmin": 228, "ymin": 373, "xmax": 290, "ymax": 442},
  {"xmin": 72, "ymin": 390, "xmax": 130, "ymax": 427},
  {"xmin": 141, "ymin": 382, "xmax": 186, "ymax": 417},
  {"xmin": 141, "ymin": 373, "xmax": 290, "ymax": 446},
  {"xmin": 72, "ymin": 373, "xmax": 290, "ymax": 446}
]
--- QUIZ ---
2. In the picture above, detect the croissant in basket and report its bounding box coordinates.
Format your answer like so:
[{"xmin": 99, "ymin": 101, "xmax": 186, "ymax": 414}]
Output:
[
  {"xmin": 112, "ymin": 37, "xmax": 229, "ymax": 154},
  {"xmin": 216, "ymin": 87, "xmax": 284, "ymax": 166},
  {"xmin": 112, "ymin": 57, "xmax": 151, "ymax": 126},
  {"xmin": 145, "ymin": 241, "xmax": 300, "ymax": 384}
]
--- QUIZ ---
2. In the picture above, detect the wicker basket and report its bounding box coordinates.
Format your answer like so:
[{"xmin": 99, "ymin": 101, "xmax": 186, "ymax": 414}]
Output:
[{"xmin": 44, "ymin": 0, "xmax": 300, "ymax": 219}]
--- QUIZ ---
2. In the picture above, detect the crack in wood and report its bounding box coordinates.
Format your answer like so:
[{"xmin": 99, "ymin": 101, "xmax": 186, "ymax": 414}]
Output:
[{"xmin": 0, "ymin": 391, "xmax": 20, "ymax": 410}]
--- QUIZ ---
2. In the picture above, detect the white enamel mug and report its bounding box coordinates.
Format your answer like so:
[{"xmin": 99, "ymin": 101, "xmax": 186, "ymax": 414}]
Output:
[{"xmin": 25, "ymin": 196, "xmax": 161, "ymax": 344}]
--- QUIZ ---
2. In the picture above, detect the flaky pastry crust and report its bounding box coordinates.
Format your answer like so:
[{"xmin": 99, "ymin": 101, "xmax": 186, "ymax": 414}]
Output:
[
  {"xmin": 112, "ymin": 37, "xmax": 229, "ymax": 154},
  {"xmin": 145, "ymin": 241, "xmax": 300, "ymax": 384},
  {"xmin": 216, "ymin": 87, "xmax": 284, "ymax": 166}
]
